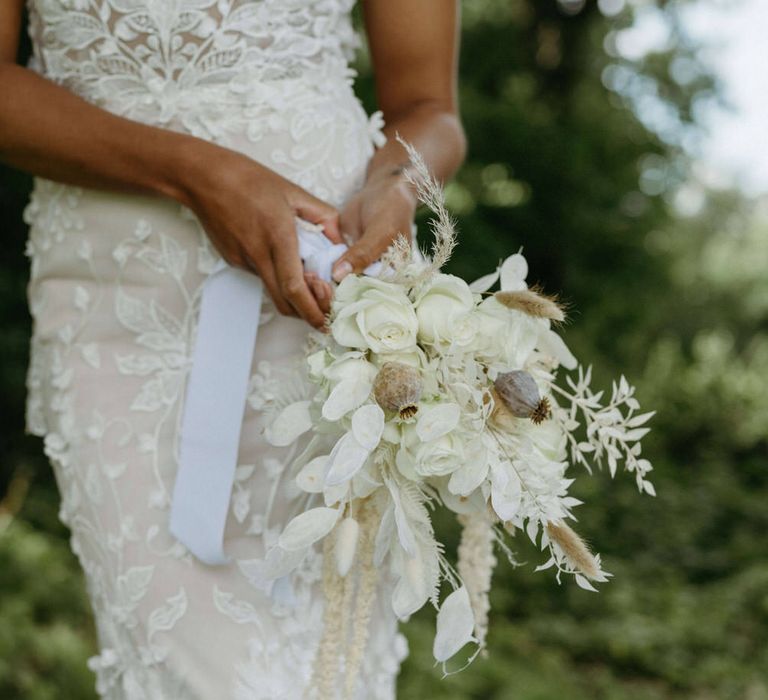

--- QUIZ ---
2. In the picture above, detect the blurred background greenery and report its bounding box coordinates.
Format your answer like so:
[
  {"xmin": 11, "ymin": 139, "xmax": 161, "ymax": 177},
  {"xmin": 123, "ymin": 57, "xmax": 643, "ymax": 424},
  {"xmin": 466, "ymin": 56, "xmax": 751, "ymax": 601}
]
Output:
[{"xmin": 2, "ymin": 0, "xmax": 767, "ymax": 698}]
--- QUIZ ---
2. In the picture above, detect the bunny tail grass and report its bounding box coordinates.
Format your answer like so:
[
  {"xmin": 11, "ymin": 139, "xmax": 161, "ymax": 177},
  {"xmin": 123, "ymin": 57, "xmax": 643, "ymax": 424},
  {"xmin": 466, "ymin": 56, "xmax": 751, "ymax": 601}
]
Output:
[{"xmin": 546, "ymin": 521, "xmax": 603, "ymax": 581}]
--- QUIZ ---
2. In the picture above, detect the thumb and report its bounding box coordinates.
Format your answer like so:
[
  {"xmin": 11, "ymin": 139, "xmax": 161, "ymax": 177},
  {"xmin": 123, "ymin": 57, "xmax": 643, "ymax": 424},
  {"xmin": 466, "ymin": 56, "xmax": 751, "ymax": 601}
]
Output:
[
  {"xmin": 293, "ymin": 193, "xmax": 342, "ymax": 244},
  {"xmin": 332, "ymin": 236, "xmax": 375, "ymax": 282}
]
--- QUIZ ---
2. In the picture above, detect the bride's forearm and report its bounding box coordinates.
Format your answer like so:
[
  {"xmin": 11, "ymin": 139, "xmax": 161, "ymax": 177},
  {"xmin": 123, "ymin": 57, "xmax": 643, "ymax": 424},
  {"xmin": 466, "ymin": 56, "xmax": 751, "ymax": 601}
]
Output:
[
  {"xmin": 364, "ymin": 102, "xmax": 467, "ymax": 195},
  {"xmin": 0, "ymin": 63, "xmax": 210, "ymax": 206}
]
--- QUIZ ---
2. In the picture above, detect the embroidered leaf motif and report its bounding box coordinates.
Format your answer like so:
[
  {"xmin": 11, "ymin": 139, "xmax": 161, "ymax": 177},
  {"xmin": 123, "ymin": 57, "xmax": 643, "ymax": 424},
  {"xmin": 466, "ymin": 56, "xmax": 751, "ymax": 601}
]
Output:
[{"xmin": 147, "ymin": 589, "xmax": 187, "ymax": 639}]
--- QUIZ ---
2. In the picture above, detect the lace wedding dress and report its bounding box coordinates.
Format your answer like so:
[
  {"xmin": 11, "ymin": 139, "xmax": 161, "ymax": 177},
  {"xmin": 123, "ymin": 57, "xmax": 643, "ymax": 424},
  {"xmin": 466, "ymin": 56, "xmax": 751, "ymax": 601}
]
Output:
[{"xmin": 22, "ymin": 1, "xmax": 408, "ymax": 697}]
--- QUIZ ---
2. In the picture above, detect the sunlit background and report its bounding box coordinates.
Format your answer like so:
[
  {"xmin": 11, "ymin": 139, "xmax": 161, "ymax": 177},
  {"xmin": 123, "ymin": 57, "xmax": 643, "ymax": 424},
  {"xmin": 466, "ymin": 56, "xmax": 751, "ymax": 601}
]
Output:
[{"xmin": 1, "ymin": 1, "xmax": 766, "ymax": 698}]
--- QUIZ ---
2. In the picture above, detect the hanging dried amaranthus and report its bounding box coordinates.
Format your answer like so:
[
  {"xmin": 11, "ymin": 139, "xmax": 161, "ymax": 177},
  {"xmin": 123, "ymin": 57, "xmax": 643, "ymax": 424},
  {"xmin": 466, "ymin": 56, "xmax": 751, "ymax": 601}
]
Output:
[
  {"xmin": 457, "ymin": 510, "xmax": 497, "ymax": 655},
  {"xmin": 310, "ymin": 497, "xmax": 382, "ymax": 700}
]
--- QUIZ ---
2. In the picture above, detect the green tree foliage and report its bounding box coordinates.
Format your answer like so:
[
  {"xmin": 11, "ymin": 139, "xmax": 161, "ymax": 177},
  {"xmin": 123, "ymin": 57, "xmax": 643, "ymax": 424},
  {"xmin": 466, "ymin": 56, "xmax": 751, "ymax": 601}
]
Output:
[{"xmin": 1, "ymin": 1, "xmax": 766, "ymax": 698}]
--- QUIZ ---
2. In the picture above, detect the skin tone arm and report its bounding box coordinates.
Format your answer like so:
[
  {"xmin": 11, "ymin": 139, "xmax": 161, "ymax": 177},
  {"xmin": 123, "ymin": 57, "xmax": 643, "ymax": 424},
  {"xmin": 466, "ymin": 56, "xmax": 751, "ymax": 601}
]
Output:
[
  {"xmin": 0, "ymin": 0, "xmax": 340, "ymax": 329},
  {"xmin": 329, "ymin": 0, "xmax": 466, "ymax": 283}
]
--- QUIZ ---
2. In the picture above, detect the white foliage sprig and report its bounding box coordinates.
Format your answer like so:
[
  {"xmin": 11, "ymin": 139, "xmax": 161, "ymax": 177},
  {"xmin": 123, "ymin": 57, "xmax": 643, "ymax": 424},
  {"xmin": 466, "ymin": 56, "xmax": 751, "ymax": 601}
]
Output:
[{"xmin": 550, "ymin": 366, "xmax": 656, "ymax": 495}]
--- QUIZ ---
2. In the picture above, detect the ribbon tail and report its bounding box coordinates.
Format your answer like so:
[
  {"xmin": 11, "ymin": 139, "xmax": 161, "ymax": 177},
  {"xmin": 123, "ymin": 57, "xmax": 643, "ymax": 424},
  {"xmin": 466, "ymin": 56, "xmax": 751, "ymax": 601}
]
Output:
[{"xmin": 170, "ymin": 264, "xmax": 263, "ymax": 566}]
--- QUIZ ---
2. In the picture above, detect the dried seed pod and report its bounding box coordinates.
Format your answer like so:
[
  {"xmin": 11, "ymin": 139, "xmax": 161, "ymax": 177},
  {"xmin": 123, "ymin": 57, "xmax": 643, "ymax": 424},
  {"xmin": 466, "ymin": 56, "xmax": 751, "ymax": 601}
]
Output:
[
  {"xmin": 373, "ymin": 361, "xmax": 422, "ymax": 419},
  {"xmin": 335, "ymin": 515, "xmax": 360, "ymax": 577},
  {"xmin": 494, "ymin": 287, "xmax": 565, "ymax": 323},
  {"xmin": 493, "ymin": 370, "xmax": 551, "ymax": 424},
  {"xmin": 546, "ymin": 521, "xmax": 604, "ymax": 581}
]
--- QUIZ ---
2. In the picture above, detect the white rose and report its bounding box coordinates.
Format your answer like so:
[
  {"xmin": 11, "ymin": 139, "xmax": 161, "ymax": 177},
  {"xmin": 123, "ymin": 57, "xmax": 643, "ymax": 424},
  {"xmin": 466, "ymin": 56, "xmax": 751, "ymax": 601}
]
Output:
[
  {"xmin": 414, "ymin": 274, "xmax": 478, "ymax": 348},
  {"xmin": 397, "ymin": 423, "xmax": 466, "ymax": 478},
  {"xmin": 331, "ymin": 276, "xmax": 418, "ymax": 353},
  {"xmin": 475, "ymin": 296, "xmax": 539, "ymax": 367},
  {"xmin": 371, "ymin": 346, "xmax": 427, "ymax": 370}
]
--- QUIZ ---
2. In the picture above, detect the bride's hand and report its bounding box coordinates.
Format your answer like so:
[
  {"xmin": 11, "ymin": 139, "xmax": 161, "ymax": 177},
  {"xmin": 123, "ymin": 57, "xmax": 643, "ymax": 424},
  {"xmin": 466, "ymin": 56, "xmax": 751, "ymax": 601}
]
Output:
[
  {"xmin": 331, "ymin": 168, "xmax": 418, "ymax": 283},
  {"xmin": 182, "ymin": 143, "xmax": 341, "ymax": 330}
]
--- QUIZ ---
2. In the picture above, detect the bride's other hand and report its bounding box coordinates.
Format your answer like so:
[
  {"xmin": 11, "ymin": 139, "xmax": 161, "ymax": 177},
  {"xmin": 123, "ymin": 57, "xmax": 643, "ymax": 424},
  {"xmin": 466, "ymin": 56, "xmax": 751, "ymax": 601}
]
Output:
[
  {"xmin": 181, "ymin": 144, "xmax": 340, "ymax": 330},
  {"xmin": 333, "ymin": 170, "xmax": 418, "ymax": 282},
  {"xmin": 331, "ymin": 0, "xmax": 466, "ymax": 283}
]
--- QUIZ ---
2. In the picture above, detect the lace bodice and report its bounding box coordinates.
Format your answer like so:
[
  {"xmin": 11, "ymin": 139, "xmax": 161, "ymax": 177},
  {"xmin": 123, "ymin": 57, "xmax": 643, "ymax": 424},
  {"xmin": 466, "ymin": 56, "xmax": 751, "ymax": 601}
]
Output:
[{"xmin": 27, "ymin": 0, "xmax": 361, "ymax": 136}]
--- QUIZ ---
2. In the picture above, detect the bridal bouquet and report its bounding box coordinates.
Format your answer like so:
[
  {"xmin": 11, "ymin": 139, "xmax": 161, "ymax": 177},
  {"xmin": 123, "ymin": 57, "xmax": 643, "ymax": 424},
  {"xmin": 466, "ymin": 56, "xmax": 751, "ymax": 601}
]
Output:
[{"xmin": 261, "ymin": 141, "xmax": 654, "ymax": 697}]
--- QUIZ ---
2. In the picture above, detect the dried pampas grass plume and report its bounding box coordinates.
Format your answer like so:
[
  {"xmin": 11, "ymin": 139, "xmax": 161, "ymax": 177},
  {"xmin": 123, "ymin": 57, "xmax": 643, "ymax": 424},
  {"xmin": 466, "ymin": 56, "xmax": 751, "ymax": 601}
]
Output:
[
  {"xmin": 377, "ymin": 135, "xmax": 457, "ymax": 285},
  {"xmin": 494, "ymin": 287, "xmax": 566, "ymax": 323},
  {"xmin": 546, "ymin": 521, "xmax": 604, "ymax": 581}
]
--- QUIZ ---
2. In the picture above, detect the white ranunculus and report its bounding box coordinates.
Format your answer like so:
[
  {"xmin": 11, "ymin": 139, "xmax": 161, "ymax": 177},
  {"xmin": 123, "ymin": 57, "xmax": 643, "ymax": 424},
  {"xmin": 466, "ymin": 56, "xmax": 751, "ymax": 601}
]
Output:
[
  {"xmin": 414, "ymin": 274, "xmax": 478, "ymax": 348},
  {"xmin": 330, "ymin": 276, "xmax": 418, "ymax": 353},
  {"xmin": 399, "ymin": 422, "xmax": 466, "ymax": 478}
]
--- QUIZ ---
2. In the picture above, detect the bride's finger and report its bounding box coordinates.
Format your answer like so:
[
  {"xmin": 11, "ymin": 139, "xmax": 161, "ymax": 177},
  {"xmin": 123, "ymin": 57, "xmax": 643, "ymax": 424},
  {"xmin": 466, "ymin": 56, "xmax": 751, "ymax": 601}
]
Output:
[
  {"xmin": 270, "ymin": 230, "xmax": 327, "ymax": 329},
  {"xmin": 292, "ymin": 191, "xmax": 342, "ymax": 244}
]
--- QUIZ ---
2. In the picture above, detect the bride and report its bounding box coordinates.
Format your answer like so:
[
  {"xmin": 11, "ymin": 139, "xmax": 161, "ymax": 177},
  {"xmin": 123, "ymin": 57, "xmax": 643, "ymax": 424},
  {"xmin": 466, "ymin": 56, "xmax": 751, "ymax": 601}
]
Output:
[{"xmin": 0, "ymin": 0, "xmax": 465, "ymax": 698}]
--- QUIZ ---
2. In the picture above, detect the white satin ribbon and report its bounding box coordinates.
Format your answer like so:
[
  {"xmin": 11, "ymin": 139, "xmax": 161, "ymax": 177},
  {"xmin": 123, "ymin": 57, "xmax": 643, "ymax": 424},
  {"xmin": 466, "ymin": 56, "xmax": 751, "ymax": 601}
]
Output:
[{"xmin": 170, "ymin": 219, "xmax": 378, "ymax": 565}]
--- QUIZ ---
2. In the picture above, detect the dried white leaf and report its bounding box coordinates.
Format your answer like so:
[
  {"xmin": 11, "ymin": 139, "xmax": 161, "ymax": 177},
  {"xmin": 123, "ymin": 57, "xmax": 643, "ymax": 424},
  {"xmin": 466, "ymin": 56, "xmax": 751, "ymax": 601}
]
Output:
[
  {"xmin": 499, "ymin": 253, "xmax": 528, "ymax": 291},
  {"xmin": 447, "ymin": 459, "xmax": 489, "ymax": 497},
  {"xmin": 322, "ymin": 378, "xmax": 372, "ymax": 421},
  {"xmin": 351, "ymin": 403, "xmax": 385, "ymax": 450},
  {"xmin": 295, "ymin": 455, "xmax": 330, "ymax": 493},
  {"xmin": 468, "ymin": 268, "xmax": 500, "ymax": 293},
  {"xmin": 574, "ymin": 573, "xmax": 599, "ymax": 592},
  {"xmin": 277, "ymin": 507, "xmax": 340, "ymax": 551},
  {"xmin": 265, "ymin": 400, "xmax": 312, "ymax": 447},
  {"xmin": 538, "ymin": 328, "xmax": 578, "ymax": 370},
  {"xmin": 433, "ymin": 586, "xmax": 476, "ymax": 662},
  {"xmin": 324, "ymin": 433, "xmax": 371, "ymax": 486},
  {"xmin": 416, "ymin": 403, "xmax": 460, "ymax": 442}
]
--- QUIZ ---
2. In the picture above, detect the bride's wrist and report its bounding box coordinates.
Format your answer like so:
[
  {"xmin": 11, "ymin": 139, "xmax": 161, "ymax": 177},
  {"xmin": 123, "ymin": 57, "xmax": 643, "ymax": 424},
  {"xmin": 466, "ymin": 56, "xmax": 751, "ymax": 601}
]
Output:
[
  {"xmin": 364, "ymin": 163, "xmax": 419, "ymax": 210},
  {"xmin": 158, "ymin": 135, "xmax": 229, "ymax": 209}
]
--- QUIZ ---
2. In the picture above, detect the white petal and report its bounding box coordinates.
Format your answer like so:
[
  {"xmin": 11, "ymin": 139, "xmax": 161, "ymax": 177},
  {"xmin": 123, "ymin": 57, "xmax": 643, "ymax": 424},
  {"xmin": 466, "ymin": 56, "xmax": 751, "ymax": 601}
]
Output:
[
  {"xmin": 374, "ymin": 503, "xmax": 395, "ymax": 567},
  {"xmin": 277, "ymin": 507, "xmax": 340, "ymax": 551},
  {"xmin": 322, "ymin": 378, "xmax": 372, "ymax": 421},
  {"xmin": 538, "ymin": 327, "xmax": 578, "ymax": 370},
  {"xmin": 447, "ymin": 460, "xmax": 489, "ymax": 496},
  {"xmin": 265, "ymin": 400, "xmax": 313, "ymax": 447},
  {"xmin": 322, "ymin": 480, "xmax": 349, "ymax": 507},
  {"xmin": 324, "ymin": 433, "xmax": 371, "ymax": 486},
  {"xmin": 433, "ymin": 586, "xmax": 476, "ymax": 662},
  {"xmin": 468, "ymin": 268, "xmax": 500, "ymax": 293},
  {"xmin": 416, "ymin": 403, "xmax": 460, "ymax": 442},
  {"xmin": 295, "ymin": 455, "xmax": 330, "ymax": 493},
  {"xmin": 392, "ymin": 554, "xmax": 430, "ymax": 619},
  {"xmin": 351, "ymin": 403, "xmax": 385, "ymax": 450},
  {"xmin": 500, "ymin": 253, "xmax": 528, "ymax": 292},
  {"xmin": 438, "ymin": 486, "xmax": 487, "ymax": 515},
  {"xmin": 389, "ymin": 483, "xmax": 417, "ymax": 557},
  {"xmin": 490, "ymin": 463, "xmax": 522, "ymax": 521}
]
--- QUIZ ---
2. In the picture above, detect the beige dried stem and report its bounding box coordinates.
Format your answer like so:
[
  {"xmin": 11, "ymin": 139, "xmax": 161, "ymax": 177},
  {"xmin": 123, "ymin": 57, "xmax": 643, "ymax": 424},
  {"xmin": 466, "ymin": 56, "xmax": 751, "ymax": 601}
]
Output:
[{"xmin": 378, "ymin": 135, "xmax": 457, "ymax": 284}]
